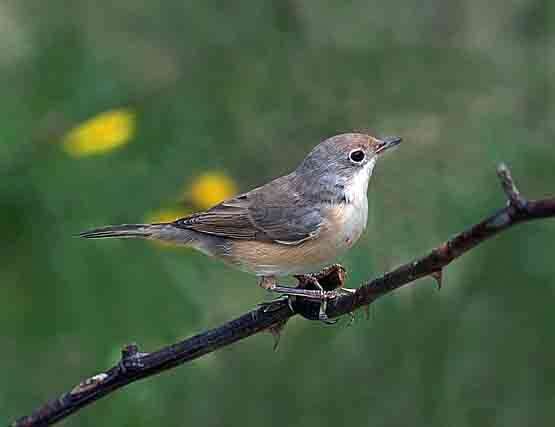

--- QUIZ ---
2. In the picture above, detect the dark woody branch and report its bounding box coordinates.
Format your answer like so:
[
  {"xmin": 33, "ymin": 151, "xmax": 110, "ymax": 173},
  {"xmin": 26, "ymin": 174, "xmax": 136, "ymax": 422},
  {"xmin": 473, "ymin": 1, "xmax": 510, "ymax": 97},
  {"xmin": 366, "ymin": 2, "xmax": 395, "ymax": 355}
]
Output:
[{"xmin": 12, "ymin": 164, "xmax": 555, "ymax": 427}]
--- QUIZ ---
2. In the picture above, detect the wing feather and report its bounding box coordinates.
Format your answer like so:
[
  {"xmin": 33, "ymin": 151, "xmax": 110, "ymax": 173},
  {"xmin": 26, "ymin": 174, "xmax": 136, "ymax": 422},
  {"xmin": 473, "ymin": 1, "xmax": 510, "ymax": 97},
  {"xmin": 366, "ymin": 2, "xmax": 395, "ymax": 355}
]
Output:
[{"xmin": 174, "ymin": 174, "xmax": 324, "ymax": 245}]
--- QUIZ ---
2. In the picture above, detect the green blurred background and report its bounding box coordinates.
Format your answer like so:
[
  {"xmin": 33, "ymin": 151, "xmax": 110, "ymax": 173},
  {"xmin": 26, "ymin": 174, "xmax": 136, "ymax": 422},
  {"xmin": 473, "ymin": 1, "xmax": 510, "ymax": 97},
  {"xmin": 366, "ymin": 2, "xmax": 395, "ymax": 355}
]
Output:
[{"xmin": 2, "ymin": 1, "xmax": 555, "ymax": 426}]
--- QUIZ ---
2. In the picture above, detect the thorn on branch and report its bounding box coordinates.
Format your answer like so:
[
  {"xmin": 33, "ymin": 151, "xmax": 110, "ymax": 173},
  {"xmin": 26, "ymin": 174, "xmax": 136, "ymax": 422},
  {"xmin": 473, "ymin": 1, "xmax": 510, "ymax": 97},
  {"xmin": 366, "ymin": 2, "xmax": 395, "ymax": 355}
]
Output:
[
  {"xmin": 267, "ymin": 319, "xmax": 288, "ymax": 351},
  {"xmin": 119, "ymin": 343, "xmax": 146, "ymax": 373},
  {"xmin": 497, "ymin": 163, "xmax": 527, "ymax": 210},
  {"xmin": 431, "ymin": 269, "xmax": 443, "ymax": 290},
  {"xmin": 364, "ymin": 305, "xmax": 370, "ymax": 320},
  {"xmin": 346, "ymin": 311, "xmax": 356, "ymax": 326}
]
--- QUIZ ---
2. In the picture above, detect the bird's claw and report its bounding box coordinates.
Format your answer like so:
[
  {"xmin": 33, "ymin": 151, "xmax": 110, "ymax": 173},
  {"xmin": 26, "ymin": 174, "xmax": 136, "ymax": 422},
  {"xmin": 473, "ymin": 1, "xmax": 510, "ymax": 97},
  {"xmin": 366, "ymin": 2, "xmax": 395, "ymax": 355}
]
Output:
[
  {"xmin": 258, "ymin": 295, "xmax": 294, "ymax": 313},
  {"xmin": 296, "ymin": 275, "xmax": 341, "ymax": 324},
  {"xmin": 261, "ymin": 272, "xmax": 346, "ymax": 323}
]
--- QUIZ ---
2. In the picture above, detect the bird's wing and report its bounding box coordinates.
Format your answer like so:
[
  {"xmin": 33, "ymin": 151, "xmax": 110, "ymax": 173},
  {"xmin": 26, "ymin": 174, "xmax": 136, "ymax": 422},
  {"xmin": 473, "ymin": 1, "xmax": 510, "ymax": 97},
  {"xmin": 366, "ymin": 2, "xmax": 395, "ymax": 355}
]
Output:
[{"xmin": 173, "ymin": 174, "xmax": 324, "ymax": 245}]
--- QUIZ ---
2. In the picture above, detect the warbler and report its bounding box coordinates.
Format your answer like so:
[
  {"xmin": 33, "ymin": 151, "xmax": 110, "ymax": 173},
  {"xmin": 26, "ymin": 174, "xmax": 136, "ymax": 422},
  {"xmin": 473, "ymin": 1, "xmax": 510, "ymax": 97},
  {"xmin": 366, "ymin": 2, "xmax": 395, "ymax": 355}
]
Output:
[{"xmin": 80, "ymin": 133, "xmax": 401, "ymax": 320}]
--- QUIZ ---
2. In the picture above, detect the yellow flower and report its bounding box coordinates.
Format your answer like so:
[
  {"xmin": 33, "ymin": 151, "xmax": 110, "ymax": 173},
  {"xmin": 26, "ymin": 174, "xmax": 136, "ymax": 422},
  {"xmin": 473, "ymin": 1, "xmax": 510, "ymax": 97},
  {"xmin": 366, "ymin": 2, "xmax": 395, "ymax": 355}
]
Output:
[
  {"xmin": 189, "ymin": 172, "xmax": 238, "ymax": 209},
  {"xmin": 62, "ymin": 108, "xmax": 136, "ymax": 157}
]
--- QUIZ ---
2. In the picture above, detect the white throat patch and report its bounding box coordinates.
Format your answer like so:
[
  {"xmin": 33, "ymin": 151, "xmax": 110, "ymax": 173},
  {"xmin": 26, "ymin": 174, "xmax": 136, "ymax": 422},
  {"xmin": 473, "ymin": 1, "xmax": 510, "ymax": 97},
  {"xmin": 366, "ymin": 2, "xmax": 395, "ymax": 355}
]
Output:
[{"xmin": 344, "ymin": 156, "xmax": 376, "ymax": 204}]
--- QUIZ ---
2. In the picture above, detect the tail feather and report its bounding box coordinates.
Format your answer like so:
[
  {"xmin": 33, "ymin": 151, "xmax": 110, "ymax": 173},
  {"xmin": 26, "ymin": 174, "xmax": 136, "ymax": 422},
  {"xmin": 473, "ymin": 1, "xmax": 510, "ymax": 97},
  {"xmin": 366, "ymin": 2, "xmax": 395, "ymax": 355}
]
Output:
[
  {"xmin": 79, "ymin": 223, "xmax": 165, "ymax": 239},
  {"xmin": 80, "ymin": 222, "xmax": 223, "ymax": 256}
]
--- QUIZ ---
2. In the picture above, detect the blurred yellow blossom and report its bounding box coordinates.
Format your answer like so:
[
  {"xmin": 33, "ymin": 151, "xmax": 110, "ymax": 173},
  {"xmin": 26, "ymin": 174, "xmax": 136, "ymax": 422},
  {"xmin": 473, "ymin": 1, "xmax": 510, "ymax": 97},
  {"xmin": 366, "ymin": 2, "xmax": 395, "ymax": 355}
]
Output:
[
  {"xmin": 189, "ymin": 172, "xmax": 238, "ymax": 209},
  {"xmin": 145, "ymin": 173, "xmax": 237, "ymax": 248},
  {"xmin": 146, "ymin": 207, "xmax": 190, "ymax": 224},
  {"xmin": 62, "ymin": 108, "xmax": 136, "ymax": 157}
]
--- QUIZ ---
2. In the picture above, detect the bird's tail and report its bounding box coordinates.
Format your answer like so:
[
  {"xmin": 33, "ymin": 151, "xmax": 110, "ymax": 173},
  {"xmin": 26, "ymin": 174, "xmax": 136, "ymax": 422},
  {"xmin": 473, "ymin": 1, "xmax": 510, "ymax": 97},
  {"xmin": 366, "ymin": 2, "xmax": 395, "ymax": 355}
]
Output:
[{"xmin": 79, "ymin": 223, "xmax": 192, "ymax": 244}]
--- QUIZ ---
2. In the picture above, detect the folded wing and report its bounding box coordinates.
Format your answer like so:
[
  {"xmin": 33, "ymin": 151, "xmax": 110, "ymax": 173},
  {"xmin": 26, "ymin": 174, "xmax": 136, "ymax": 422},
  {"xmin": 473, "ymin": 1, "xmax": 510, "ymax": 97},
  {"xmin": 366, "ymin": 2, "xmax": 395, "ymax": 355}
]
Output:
[{"xmin": 173, "ymin": 174, "xmax": 324, "ymax": 245}]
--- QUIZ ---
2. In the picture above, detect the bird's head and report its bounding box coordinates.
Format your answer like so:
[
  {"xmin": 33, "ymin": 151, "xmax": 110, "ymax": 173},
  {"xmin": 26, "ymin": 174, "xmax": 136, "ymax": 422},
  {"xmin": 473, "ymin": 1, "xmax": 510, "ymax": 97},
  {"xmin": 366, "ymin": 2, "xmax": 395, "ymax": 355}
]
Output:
[{"xmin": 297, "ymin": 132, "xmax": 401, "ymax": 186}]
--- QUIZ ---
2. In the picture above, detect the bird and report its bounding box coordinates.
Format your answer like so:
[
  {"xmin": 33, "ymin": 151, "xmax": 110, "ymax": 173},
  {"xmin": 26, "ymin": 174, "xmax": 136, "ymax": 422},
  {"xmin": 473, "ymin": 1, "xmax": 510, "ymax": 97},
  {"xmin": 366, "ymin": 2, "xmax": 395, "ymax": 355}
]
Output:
[{"xmin": 80, "ymin": 133, "xmax": 401, "ymax": 320}]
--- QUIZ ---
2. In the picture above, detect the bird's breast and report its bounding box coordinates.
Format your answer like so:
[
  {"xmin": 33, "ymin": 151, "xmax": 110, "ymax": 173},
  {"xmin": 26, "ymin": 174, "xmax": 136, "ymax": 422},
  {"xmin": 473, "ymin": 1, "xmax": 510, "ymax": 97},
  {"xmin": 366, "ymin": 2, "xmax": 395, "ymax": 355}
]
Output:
[{"xmin": 323, "ymin": 197, "xmax": 368, "ymax": 250}]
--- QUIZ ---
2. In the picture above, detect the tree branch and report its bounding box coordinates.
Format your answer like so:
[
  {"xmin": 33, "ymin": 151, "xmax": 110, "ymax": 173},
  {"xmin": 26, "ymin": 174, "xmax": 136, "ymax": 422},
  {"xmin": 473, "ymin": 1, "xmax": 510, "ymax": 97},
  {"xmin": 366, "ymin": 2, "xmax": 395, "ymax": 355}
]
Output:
[{"xmin": 12, "ymin": 164, "xmax": 555, "ymax": 427}]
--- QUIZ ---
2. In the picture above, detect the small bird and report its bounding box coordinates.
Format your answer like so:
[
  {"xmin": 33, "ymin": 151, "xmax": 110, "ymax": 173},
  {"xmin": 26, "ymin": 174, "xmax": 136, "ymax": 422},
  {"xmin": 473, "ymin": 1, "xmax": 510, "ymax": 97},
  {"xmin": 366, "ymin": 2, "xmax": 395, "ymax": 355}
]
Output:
[{"xmin": 80, "ymin": 133, "xmax": 401, "ymax": 320}]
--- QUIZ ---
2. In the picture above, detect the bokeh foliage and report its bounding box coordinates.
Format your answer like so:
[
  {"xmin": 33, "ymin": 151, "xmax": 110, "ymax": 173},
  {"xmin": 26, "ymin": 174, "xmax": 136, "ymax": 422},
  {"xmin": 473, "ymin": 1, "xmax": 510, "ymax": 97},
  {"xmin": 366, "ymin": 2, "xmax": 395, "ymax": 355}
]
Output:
[{"xmin": 1, "ymin": 1, "xmax": 554, "ymax": 426}]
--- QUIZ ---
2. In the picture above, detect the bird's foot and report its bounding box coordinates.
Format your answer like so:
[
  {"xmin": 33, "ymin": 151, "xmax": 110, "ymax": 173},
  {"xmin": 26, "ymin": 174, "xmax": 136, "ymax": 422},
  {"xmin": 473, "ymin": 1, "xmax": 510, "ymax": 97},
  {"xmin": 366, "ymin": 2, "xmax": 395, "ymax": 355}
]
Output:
[
  {"xmin": 258, "ymin": 295, "xmax": 294, "ymax": 313},
  {"xmin": 259, "ymin": 275, "xmax": 338, "ymax": 323},
  {"xmin": 292, "ymin": 274, "xmax": 339, "ymax": 323},
  {"xmin": 258, "ymin": 272, "xmax": 350, "ymax": 323},
  {"xmin": 296, "ymin": 264, "xmax": 347, "ymax": 291}
]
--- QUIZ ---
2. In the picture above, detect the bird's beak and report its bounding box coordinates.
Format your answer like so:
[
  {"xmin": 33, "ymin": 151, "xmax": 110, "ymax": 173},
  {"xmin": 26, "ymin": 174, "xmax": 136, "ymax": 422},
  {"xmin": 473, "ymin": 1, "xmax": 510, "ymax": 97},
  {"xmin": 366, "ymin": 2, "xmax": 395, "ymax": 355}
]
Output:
[{"xmin": 375, "ymin": 136, "xmax": 402, "ymax": 155}]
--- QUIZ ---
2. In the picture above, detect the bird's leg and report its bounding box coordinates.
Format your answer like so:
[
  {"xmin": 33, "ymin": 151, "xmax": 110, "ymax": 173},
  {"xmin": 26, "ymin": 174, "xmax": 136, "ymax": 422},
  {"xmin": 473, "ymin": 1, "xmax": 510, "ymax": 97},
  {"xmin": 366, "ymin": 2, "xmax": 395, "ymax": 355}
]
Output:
[
  {"xmin": 258, "ymin": 275, "xmax": 337, "ymax": 322},
  {"xmin": 294, "ymin": 274, "xmax": 338, "ymax": 323},
  {"xmin": 258, "ymin": 276, "xmax": 334, "ymax": 300},
  {"xmin": 258, "ymin": 276, "xmax": 294, "ymax": 313}
]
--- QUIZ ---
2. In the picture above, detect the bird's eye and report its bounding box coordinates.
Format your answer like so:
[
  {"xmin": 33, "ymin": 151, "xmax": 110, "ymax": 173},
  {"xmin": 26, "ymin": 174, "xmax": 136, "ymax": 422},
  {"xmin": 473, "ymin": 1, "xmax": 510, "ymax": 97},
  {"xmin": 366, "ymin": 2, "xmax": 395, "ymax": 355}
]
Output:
[{"xmin": 349, "ymin": 149, "xmax": 365, "ymax": 163}]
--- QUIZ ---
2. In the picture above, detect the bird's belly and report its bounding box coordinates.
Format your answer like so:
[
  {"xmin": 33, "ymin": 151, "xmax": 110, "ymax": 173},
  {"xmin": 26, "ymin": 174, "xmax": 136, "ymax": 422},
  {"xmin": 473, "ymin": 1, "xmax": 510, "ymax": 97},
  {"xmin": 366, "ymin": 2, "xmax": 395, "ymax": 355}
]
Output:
[{"xmin": 228, "ymin": 201, "xmax": 367, "ymax": 276}]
